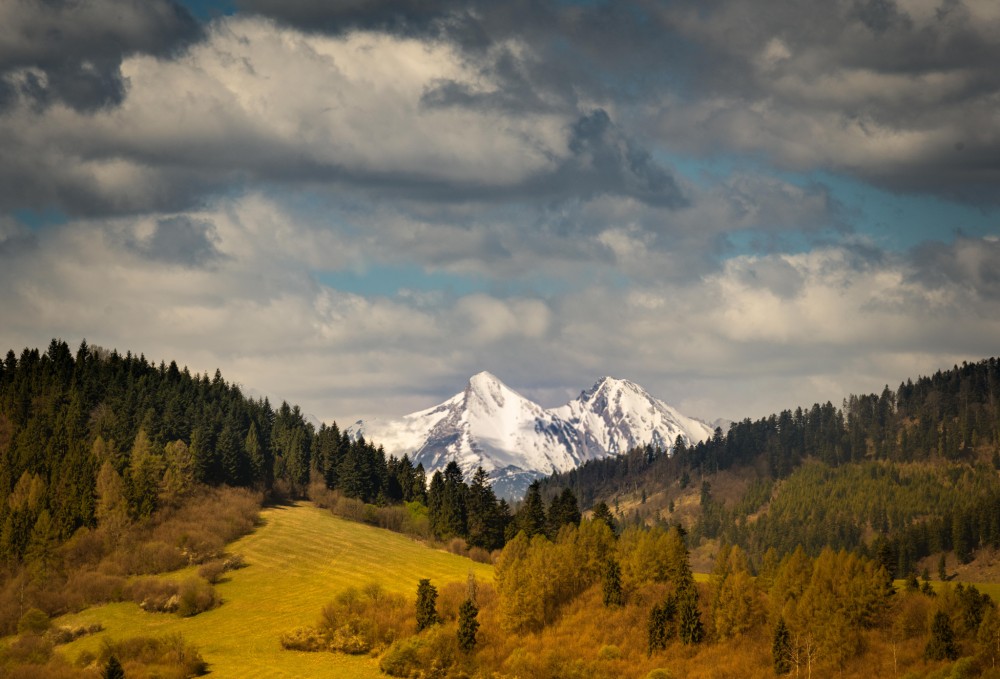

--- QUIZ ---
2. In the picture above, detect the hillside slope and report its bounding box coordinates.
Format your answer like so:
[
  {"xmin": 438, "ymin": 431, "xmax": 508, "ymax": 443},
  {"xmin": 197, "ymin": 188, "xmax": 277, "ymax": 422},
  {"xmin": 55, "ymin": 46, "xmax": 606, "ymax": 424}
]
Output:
[{"xmin": 56, "ymin": 503, "xmax": 492, "ymax": 679}]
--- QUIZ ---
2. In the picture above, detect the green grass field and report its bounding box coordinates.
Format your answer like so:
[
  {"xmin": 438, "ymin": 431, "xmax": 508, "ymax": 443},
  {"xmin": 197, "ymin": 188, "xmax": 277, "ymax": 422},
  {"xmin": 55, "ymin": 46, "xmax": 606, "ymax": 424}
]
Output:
[{"xmin": 56, "ymin": 503, "xmax": 493, "ymax": 679}]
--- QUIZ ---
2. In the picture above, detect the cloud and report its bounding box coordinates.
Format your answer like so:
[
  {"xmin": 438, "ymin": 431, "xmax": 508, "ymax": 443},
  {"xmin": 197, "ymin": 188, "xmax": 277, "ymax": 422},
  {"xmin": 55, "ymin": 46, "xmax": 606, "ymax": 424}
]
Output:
[
  {"xmin": 0, "ymin": 0, "xmax": 200, "ymax": 111},
  {"xmin": 1, "ymin": 192, "xmax": 997, "ymax": 425},
  {"xmin": 126, "ymin": 215, "xmax": 225, "ymax": 267}
]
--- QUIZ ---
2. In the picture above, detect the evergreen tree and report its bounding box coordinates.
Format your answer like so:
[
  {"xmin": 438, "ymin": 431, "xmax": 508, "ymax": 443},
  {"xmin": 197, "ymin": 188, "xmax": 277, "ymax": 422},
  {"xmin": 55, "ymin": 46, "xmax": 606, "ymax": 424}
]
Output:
[
  {"xmin": 102, "ymin": 655, "xmax": 125, "ymax": 679},
  {"xmin": 773, "ymin": 617, "xmax": 792, "ymax": 675},
  {"xmin": 591, "ymin": 501, "xmax": 616, "ymax": 534},
  {"xmin": 925, "ymin": 610, "xmax": 959, "ymax": 661},
  {"xmin": 517, "ymin": 480, "xmax": 547, "ymax": 538},
  {"xmin": 677, "ymin": 586, "xmax": 704, "ymax": 645},
  {"xmin": 416, "ymin": 578, "xmax": 440, "ymax": 631},
  {"xmin": 547, "ymin": 487, "xmax": 582, "ymax": 536},
  {"xmin": 602, "ymin": 558, "xmax": 625, "ymax": 607},
  {"xmin": 457, "ymin": 598, "xmax": 479, "ymax": 652},
  {"xmin": 647, "ymin": 595, "xmax": 676, "ymax": 655}
]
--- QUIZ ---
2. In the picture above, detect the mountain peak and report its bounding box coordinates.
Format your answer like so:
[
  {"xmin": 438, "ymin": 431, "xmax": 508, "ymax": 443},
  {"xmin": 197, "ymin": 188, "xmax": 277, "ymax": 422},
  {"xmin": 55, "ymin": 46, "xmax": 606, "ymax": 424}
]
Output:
[{"xmin": 348, "ymin": 373, "xmax": 716, "ymax": 498}]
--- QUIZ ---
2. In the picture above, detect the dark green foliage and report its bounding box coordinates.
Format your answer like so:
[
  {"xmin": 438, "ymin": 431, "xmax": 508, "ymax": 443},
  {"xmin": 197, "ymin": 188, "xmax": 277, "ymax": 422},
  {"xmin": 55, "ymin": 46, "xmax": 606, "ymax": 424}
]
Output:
[
  {"xmin": 516, "ymin": 480, "xmax": 547, "ymax": 538},
  {"xmin": 647, "ymin": 595, "xmax": 676, "ymax": 655},
  {"xmin": 102, "ymin": 654, "xmax": 125, "ymax": 679},
  {"xmin": 0, "ymin": 339, "xmax": 318, "ymax": 565},
  {"xmin": 466, "ymin": 467, "xmax": 505, "ymax": 551},
  {"xmin": 415, "ymin": 579, "xmax": 440, "ymax": 632},
  {"xmin": 591, "ymin": 501, "xmax": 616, "ymax": 534},
  {"xmin": 602, "ymin": 558, "xmax": 624, "ymax": 607},
  {"xmin": 457, "ymin": 598, "xmax": 479, "ymax": 652},
  {"xmin": 677, "ymin": 586, "xmax": 704, "ymax": 645},
  {"xmin": 547, "ymin": 487, "xmax": 582, "ymax": 536},
  {"xmin": 925, "ymin": 610, "xmax": 959, "ymax": 661},
  {"xmin": 772, "ymin": 617, "xmax": 792, "ymax": 675}
]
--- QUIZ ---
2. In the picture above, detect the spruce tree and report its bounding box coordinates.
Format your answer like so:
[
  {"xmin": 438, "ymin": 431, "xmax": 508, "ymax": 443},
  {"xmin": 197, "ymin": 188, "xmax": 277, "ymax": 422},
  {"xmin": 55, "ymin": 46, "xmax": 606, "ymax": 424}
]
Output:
[
  {"xmin": 647, "ymin": 595, "xmax": 677, "ymax": 655},
  {"xmin": 517, "ymin": 480, "xmax": 547, "ymax": 538},
  {"xmin": 416, "ymin": 579, "xmax": 441, "ymax": 632},
  {"xmin": 925, "ymin": 610, "xmax": 959, "ymax": 661},
  {"xmin": 102, "ymin": 655, "xmax": 125, "ymax": 679},
  {"xmin": 677, "ymin": 586, "xmax": 704, "ymax": 645},
  {"xmin": 772, "ymin": 617, "xmax": 792, "ymax": 675},
  {"xmin": 602, "ymin": 558, "xmax": 625, "ymax": 607},
  {"xmin": 457, "ymin": 598, "xmax": 480, "ymax": 652}
]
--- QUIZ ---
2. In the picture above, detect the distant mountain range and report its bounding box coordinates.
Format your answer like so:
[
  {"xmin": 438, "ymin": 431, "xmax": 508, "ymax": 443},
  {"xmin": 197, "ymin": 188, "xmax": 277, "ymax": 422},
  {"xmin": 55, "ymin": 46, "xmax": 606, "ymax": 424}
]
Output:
[{"xmin": 347, "ymin": 372, "xmax": 715, "ymax": 498}]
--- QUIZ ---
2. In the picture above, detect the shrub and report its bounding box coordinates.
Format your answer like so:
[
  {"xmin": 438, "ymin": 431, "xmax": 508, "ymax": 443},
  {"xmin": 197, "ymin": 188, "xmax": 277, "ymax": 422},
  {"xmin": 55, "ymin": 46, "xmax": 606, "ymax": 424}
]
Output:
[
  {"xmin": 198, "ymin": 560, "xmax": 226, "ymax": 584},
  {"xmin": 279, "ymin": 627, "xmax": 328, "ymax": 652},
  {"xmin": 98, "ymin": 633, "xmax": 207, "ymax": 677},
  {"xmin": 17, "ymin": 608, "xmax": 51, "ymax": 636},
  {"xmin": 380, "ymin": 625, "xmax": 456, "ymax": 677},
  {"xmin": 598, "ymin": 644, "xmax": 622, "ymax": 660},
  {"xmin": 467, "ymin": 547, "xmax": 492, "ymax": 564},
  {"xmin": 125, "ymin": 578, "xmax": 179, "ymax": 613},
  {"xmin": 176, "ymin": 577, "xmax": 219, "ymax": 617}
]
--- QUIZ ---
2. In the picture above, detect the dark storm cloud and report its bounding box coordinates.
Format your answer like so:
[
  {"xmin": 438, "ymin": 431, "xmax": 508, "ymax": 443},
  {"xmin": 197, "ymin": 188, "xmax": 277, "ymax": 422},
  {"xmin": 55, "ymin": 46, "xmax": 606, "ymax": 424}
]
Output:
[
  {"xmin": 0, "ymin": 0, "xmax": 200, "ymax": 111},
  {"xmin": 127, "ymin": 216, "xmax": 224, "ymax": 267},
  {"xmin": 237, "ymin": 0, "xmax": 1000, "ymax": 205},
  {"xmin": 910, "ymin": 236, "xmax": 1000, "ymax": 300},
  {"xmin": 543, "ymin": 109, "xmax": 686, "ymax": 208}
]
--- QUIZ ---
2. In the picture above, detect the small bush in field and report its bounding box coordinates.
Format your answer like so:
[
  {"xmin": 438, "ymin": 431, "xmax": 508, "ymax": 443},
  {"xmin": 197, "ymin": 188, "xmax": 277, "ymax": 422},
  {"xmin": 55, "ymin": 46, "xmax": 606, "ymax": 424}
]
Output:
[
  {"xmin": 286, "ymin": 584, "xmax": 413, "ymax": 656},
  {"xmin": 646, "ymin": 670, "xmax": 675, "ymax": 679},
  {"xmin": 99, "ymin": 633, "xmax": 207, "ymax": 677},
  {"xmin": 379, "ymin": 625, "xmax": 457, "ymax": 677},
  {"xmin": 467, "ymin": 547, "xmax": 491, "ymax": 564},
  {"xmin": 222, "ymin": 553, "xmax": 247, "ymax": 571},
  {"xmin": 599, "ymin": 644, "xmax": 622, "ymax": 660},
  {"xmin": 125, "ymin": 577, "xmax": 179, "ymax": 612},
  {"xmin": 176, "ymin": 577, "xmax": 219, "ymax": 617},
  {"xmin": 279, "ymin": 627, "xmax": 328, "ymax": 652},
  {"xmin": 198, "ymin": 560, "xmax": 226, "ymax": 584},
  {"xmin": 17, "ymin": 608, "xmax": 51, "ymax": 635}
]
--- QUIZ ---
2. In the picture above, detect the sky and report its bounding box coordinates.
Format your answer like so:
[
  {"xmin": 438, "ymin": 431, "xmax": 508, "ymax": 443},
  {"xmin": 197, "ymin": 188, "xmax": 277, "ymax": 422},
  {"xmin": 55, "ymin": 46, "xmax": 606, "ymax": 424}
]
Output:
[{"xmin": 2, "ymin": 0, "xmax": 999, "ymax": 426}]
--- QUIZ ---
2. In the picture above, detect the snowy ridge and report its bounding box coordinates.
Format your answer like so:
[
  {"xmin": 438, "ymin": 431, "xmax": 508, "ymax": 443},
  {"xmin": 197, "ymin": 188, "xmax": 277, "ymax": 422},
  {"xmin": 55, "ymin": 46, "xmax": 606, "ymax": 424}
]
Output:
[{"xmin": 347, "ymin": 372, "xmax": 715, "ymax": 498}]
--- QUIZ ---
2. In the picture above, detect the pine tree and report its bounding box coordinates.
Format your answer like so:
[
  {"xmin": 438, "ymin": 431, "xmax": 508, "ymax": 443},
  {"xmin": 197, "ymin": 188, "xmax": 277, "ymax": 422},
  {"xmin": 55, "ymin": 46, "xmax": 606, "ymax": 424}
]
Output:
[
  {"xmin": 602, "ymin": 558, "xmax": 625, "ymax": 607},
  {"xmin": 925, "ymin": 610, "xmax": 959, "ymax": 661},
  {"xmin": 647, "ymin": 595, "xmax": 677, "ymax": 655},
  {"xmin": 773, "ymin": 617, "xmax": 792, "ymax": 675},
  {"xmin": 102, "ymin": 654, "xmax": 125, "ymax": 679},
  {"xmin": 457, "ymin": 598, "xmax": 479, "ymax": 652},
  {"xmin": 677, "ymin": 586, "xmax": 704, "ymax": 645},
  {"xmin": 517, "ymin": 480, "xmax": 546, "ymax": 538},
  {"xmin": 416, "ymin": 579, "xmax": 440, "ymax": 631},
  {"xmin": 591, "ymin": 501, "xmax": 616, "ymax": 534}
]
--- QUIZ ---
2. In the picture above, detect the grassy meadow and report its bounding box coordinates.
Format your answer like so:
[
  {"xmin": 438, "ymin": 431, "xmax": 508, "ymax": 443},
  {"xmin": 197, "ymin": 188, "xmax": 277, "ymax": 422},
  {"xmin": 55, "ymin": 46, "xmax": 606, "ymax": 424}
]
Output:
[{"xmin": 54, "ymin": 502, "xmax": 493, "ymax": 679}]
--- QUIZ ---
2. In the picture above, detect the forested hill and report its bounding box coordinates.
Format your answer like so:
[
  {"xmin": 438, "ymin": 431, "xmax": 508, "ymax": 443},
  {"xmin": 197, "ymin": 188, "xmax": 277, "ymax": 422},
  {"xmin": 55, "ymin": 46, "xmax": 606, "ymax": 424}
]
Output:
[
  {"xmin": 0, "ymin": 339, "xmax": 325, "ymax": 563},
  {"xmin": 542, "ymin": 358, "xmax": 1000, "ymax": 574}
]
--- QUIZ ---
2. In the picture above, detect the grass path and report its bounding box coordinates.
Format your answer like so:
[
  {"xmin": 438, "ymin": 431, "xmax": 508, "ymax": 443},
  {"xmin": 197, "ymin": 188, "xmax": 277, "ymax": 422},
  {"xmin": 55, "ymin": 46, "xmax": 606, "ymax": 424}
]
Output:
[{"xmin": 57, "ymin": 502, "xmax": 493, "ymax": 678}]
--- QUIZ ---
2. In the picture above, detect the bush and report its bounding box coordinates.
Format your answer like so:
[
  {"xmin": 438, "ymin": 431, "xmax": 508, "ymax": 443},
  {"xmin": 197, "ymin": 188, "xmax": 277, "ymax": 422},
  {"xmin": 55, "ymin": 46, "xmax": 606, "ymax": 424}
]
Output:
[
  {"xmin": 311, "ymin": 584, "xmax": 413, "ymax": 655},
  {"xmin": 467, "ymin": 547, "xmax": 492, "ymax": 564},
  {"xmin": 99, "ymin": 633, "xmax": 207, "ymax": 677},
  {"xmin": 176, "ymin": 577, "xmax": 219, "ymax": 617},
  {"xmin": 379, "ymin": 625, "xmax": 457, "ymax": 677},
  {"xmin": 125, "ymin": 578, "xmax": 179, "ymax": 613},
  {"xmin": 17, "ymin": 608, "xmax": 51, "ymax": 636},
  {"xmin": 198, "ymin": 560, "xmax": 226, "ymax": 584},
  {"xmin": 598, "ymin": 644, "xmax": 622, "ymax": 660},
  {"xmin": 279, "ymin": 627, "xmax": 328, "ymax": 652}
]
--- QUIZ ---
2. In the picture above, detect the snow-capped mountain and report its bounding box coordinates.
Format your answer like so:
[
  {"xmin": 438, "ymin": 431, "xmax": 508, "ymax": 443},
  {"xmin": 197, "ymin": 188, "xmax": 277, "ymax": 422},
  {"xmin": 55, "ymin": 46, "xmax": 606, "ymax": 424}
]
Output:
[{"xmin": 347, "ymin": 372, "xmax": 715, "ymax": 498}]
